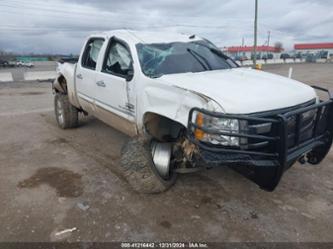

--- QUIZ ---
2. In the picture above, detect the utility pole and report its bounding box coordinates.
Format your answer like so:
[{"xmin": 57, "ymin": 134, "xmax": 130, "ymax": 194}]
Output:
[
  {"xmin": 267, "ymin": 31, "xmax": 271, "ymax": 47},
  {"xmin": 267, "ymin": 31, "xmax": 271, "ymax": 57},
  {"xmin": 253, "ymin": 0, "xmax": 258, "ymax": 67}
]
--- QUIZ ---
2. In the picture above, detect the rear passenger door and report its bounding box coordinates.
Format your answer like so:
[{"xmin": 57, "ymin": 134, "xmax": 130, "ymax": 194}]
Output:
[{"xmin": 76, "ymin": 37, "xmax": 105, "ymax": 112}]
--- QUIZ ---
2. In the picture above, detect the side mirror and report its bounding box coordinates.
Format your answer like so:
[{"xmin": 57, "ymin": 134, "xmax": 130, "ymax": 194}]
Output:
[{"xmin": 125, "ymin": 66, "xmax": 134, "ymax": 82}]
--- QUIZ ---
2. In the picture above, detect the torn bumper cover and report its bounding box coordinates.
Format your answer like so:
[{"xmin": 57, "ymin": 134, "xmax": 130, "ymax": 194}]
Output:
[{"xmin": 187, "ymin": 86, "xmax": 333, "ymax": 191}]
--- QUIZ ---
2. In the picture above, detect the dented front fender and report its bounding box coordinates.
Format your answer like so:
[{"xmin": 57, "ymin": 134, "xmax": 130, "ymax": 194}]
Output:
[{"xmin": 138, "ymin": 84, "xmax": 210, "ymax": 130}]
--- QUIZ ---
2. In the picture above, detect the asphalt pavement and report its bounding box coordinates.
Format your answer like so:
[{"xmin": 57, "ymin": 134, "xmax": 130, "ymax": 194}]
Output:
[{"xmin": 0, "ymin": 63, "xmax": 332, "ymax": 242}]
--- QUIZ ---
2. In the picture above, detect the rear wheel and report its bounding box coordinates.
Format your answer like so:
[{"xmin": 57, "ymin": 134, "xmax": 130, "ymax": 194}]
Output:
[
  {"xmin": 120, "ymin": 137, "xmax": 177, "ymax": 194},
  {"xmin": 54, "ymin": 93, "xmax": 79, "ymax": 129}
]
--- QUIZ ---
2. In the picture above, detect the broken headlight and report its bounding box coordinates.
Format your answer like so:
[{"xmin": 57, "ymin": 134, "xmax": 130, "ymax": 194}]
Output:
[{"xmin": 194, "ymin": 112, "xmax": 240, "ymax": 146}]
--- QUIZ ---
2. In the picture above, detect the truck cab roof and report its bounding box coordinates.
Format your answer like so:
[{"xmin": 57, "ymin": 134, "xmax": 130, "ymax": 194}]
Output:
[{"xmin": 91, "ymin": 29, "xmax": 202, "ymax": 44}]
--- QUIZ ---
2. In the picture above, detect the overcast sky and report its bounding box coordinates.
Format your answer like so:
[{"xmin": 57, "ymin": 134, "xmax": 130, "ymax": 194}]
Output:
[{"xmin": 0, "ymin": 0, "xmax": 332, "ymax": 54}]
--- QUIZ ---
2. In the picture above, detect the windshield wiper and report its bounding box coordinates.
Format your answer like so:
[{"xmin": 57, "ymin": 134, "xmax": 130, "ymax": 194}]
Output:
[
  {"xmin": 209, "ymin": 47, "xmax": 228, "ymax": 59},
  {"xmin": 186, "ymin": 48, "xmax": 212, "ymax": 71},
  {"xmin": 209, "ymin": 48, "xmax": 239, "ymax": 68},
  {"xmin": 191, "ymin": 41, "xmax": 238, "ymax": 68}
]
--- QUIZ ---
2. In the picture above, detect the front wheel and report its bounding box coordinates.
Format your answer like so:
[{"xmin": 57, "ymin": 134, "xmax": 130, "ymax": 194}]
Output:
[
  {"xmin": 120, "ymin": 138, "xmax": 177, "ymax": 194},
  {"xmin": 54, "ymin": 93, "xmax": 79, "ymax": 129}
]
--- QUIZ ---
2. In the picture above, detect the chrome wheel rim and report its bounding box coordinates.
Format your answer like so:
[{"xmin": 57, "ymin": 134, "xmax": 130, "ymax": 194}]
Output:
[
  {"xmin": 56, "ymin": 99, "xmax": 64, "ymax": 125},
  {"xmin": 151, "ymin": 142, "xmax": 172, "ymax": 179}
]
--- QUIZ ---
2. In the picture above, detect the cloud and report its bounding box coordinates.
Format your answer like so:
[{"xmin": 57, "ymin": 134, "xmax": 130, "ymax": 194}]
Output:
[{"xmin": 0, "ymin": 0, "xmax": 332, "ymax": 54}]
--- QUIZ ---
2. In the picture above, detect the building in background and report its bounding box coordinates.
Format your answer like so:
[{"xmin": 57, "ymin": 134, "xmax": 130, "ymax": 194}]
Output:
[
  {"xmin": 294, "ymin": 43, "xmax": 333, "ymax": 59},
  {"xmin": 223, "ymin": 45, "xmax": 283, "ymax": 60},
  {"xmin": 16, "ymin": 56, "xmax": 49, "ymax": 62}
]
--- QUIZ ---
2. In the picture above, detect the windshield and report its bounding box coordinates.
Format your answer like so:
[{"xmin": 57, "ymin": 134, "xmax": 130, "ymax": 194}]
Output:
[{"xmin": 136, "ymin": 40, "xmax": 237, "ymax": 78}]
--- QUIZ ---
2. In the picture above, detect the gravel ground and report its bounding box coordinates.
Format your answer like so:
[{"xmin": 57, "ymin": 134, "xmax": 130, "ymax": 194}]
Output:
[{"xmin": 0, "ymin": 63, "xmax": 332, "ymax": 242}]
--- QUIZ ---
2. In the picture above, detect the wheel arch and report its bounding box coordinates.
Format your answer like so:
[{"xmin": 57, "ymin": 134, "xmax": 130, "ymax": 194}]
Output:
[
  {"xmin": 142, "ymin": 112, "xmax": 187, "ymax": 142},
  {"xmin": 53, "ymin": 74, "xmax": 68, "ymax": 94},
  {"xmin": 53, "ymin": 73, "xmax": 81, "ymax": 109}
]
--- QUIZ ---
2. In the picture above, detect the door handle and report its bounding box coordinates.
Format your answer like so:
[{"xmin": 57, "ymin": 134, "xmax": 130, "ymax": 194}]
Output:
[
  {"xmin": 76, "ymin": 74, "xmax": 83, "ymax": 79},
  {"xmin": 96, "ymin": 80, "xmax": 106, "ymax": 87}
]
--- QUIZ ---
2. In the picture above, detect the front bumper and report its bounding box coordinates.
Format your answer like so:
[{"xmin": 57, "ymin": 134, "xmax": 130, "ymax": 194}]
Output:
[{"xmin": 187, "ymin": 86, "xmax": 333, "ymax": 191}]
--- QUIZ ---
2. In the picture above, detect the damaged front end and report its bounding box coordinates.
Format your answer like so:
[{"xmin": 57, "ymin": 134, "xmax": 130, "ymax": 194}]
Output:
[{"xmin": 186, "ymin": 86, "xmax": 333, "ymax": 191}]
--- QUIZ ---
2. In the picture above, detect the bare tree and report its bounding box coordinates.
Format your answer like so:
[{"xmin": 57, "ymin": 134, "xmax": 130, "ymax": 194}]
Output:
[{"xmin": 274, "ymin": 42, "xmax": 283, "ymax": 52}]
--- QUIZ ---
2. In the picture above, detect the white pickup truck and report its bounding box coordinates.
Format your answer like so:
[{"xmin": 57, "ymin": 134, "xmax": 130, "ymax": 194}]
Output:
[{"xmin": 53, "ymin": 30, "xmax": 333, "ymax": 193}]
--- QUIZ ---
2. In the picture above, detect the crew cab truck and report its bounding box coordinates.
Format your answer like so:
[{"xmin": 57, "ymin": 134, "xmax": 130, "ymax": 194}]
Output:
[{"xmin": 53, "ymin": 30, "xmax": 333, "ymax": 193}]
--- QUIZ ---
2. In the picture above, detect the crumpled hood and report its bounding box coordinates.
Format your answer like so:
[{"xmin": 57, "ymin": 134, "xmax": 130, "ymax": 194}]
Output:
[{"xmin": 159, "ymin": 67, "xmax": 316, "ymax": 114}]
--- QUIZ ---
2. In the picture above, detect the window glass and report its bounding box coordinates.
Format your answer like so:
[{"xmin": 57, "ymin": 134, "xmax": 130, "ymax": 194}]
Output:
[
  {"xmin": 103, "ymin": 41, "xmax": 132, "ymax": 77},
  {"xmin": 136, "ymin": 40, "xmax": 236, "ymax": 78},
  {"xmin": 82, "ymin": 39, "xmax": 104, "ymax": 69}
]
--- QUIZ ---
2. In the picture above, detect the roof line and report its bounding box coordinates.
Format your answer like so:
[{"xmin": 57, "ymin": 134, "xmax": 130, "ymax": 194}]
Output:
[{"xmin": 125, "ymin": 29, "xmax": 145, "ymax": 43}]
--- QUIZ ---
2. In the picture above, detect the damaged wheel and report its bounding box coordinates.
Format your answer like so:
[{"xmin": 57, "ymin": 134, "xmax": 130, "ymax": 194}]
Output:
[
  {"xmin": 54, "ymin": 93, "xmax": 79, "ymax": 129},
  {"xmin": 120, "ymin": 138, "xmax": 177, "ymax": 194}
]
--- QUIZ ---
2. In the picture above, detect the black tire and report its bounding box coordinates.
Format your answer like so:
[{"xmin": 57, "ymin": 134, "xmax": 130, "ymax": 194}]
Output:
[
  {"xmin": 120, "ymin": 137, "xmax": 177, "ymax": 194},
  {"xmin": 54, "ymin": 93, "xmax": 79, "ymax": 129}
]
